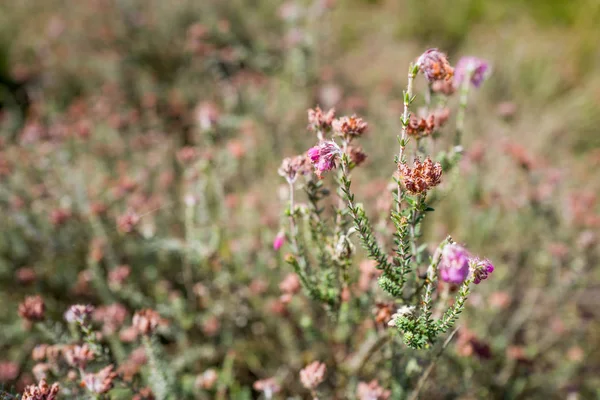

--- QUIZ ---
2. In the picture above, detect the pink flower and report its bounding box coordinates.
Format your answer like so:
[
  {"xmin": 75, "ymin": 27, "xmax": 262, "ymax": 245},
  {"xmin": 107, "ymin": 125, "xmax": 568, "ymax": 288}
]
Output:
[
  {"xmin": 300, "ymin": 361, "xmax": 326, "ymax": 390},
  {"xmin": 307, "ymin": 141, "xmax": 340, "ymax": 178},
  {"xmin": 454, "ymin": 57, "xmax": 490, "ymax": 88},
  {"xmin": 439, "ymin": 244, "xmax": 470, "ymax": 284},
  {"xmin": 471, "ymin": 258, "xmax": 494, "ymax": 284},
  {"xmin": 273, "ymin": 231, "xmax": 285, "ymax": 251}
]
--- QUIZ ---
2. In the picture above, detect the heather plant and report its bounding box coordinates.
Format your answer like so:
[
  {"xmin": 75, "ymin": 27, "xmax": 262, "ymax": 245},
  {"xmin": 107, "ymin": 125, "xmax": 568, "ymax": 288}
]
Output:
[
  {"xmin": 278, "ymin": 48, "xmax": 495, "ymax": 395},
  {"xmin": 282, "ymin": 49, "xmax": 494, "ymax": 340}
]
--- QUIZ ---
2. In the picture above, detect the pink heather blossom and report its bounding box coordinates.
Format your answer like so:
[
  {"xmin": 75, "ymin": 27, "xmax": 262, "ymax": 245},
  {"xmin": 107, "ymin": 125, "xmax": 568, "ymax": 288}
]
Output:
[
  {"xmin": 307, "ymin": 140, "xmax": 340, "ymax": 178},
  {"xmin": 64, "ymin": 304, "xmax": 95, "ymax": 324},
  {"xmin": 471, "ymin": 258, "xmax": 494, "ymax": 284},
  {"xmin": 454, "ymin": 57, "xmax": 490, "ymax": 88},
  {"xmin": 273, "ymin": 230, "xmax": 285, "ymax": 250},
  {"xmin": 439, "ymin": 244, "xmax": 470, "ymax": 284}
]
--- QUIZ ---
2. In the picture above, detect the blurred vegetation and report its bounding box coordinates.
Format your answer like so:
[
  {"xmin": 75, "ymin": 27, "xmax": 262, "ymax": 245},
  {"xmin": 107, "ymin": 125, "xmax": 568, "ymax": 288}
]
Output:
[{"xmin": 0, "ymin": 0, "xmax": 599, "ymax": 399}]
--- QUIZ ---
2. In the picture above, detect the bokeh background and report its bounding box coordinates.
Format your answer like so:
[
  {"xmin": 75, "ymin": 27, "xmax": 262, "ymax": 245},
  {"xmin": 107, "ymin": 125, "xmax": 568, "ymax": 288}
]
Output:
[{"xmin": 1, "ymin": 0, "xmax": 599, "ymax": 398}]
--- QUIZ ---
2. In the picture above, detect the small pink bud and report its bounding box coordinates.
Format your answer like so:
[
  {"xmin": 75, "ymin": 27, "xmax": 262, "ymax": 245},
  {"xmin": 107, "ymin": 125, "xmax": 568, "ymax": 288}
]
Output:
[{"xmin": 273, "ymin": 231, "xmax": 285, "ymax": 251}]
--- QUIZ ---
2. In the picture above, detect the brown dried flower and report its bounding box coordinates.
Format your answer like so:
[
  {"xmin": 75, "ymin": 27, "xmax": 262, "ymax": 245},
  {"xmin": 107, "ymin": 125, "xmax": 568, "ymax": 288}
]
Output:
[
  {"xmin": 19, "ymin": 296, "xmax": 45, "ymax": 322},
  {"xmin": 406, "ymin": 114, "xmax": 435, "ymax": 138},
  {"xmin": 357, "ymin": 379, "xmax": 391, "ymax": 400},
  {"xmin": 308, "ymin": 106, "xmax": 335, "ymax": 131},
  {"xmin": 82, "ymin": 365, "xmax": 117, "ymax": 394},
  {"xmin": 332, "ymin": 115, "xmax": 368, "ymax": 141},
  {"xmin": 417, "ymin": 48, "xmax": 454, "ymax": 82},
  {"xmin": 132, "ymin": 309, "xmax": 161, "ymax": 336},
  {"xmin": 398, "ymin": 158, "xmax": 443, "ymax": 194},
  {"xmin": 21, "ymin": 379, "xmax": 60, "ymax": 400},
  {"xmin": 348, "ymin": 146, "xmax": 368, "ymax": 166},
  {"xmin": 299, "ymin": 361, "xmax": 326, "ymax": 390},
  {"xmin": 278, "ymin": 155, "xmax": 310, "ymax": 184},
  {"xmin": 64, "ymin": 344, "xmax": 95, "ymax": 369}
]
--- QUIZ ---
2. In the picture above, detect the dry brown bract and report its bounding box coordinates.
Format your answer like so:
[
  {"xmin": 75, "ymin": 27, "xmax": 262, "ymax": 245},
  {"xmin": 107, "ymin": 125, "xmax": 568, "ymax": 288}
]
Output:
[{"xmin": 399, "ymin": 158, "xmax": 443, "ymax": 194}]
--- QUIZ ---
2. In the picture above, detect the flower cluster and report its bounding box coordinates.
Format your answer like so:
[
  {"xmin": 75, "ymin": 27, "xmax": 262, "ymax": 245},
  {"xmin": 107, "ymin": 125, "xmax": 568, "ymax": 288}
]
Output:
[
  {"xmin": 64, "ymin": 304, "xmax": 95, "ymax": 325},
  {"xmin": 18, "ymin": 295, "xmax": 45, "ymax": 322},
  {"xmin": 278, "ymin": 155, "xmax": 311, "ymax": 184},
  {"xmin": 406, "ymin": 114, "xmax": 436, "ymax": 138},
  {"xmin": 417, "ymin": 48, "xmax": 454, "ymax": 82},
  {"xmin": 22, "ymin": 379, "xmax": 60, "ymax": 400},
  {"xmin": 438, "ymin": 244, "xmax": 470, "ymax": 284},
  {"xmin": 64, "ymin": 344, "xmax": 95, "ymax": 369},
  {"xmin": 132, "ymin": 308, "xmax": 162, "ymax": 336},
  {"xmin": 82, "ymin": 365, "xmax": 118, "ymax": 394},
  {"xmin": 398, "ymin": 157, "xmax": 443, "ymax": 194},
  {"xmin": 307, "ymin": 140, "xmax": 341, "ymax": 178},
  {"xmin": 332, "ymin": 115, "xmax": 368, "ymax": 142},
  {"xmin": 471, "ymin": 258, "xmax": 495, "ymax": 284},
  {"xmin": 300, "ymin": 361, "xmax": 326, "ymax": 391},
  {"xmin": 455, "ymin": 56, "xmax": 490, "ymax": 88},
  {"xmin": 308, "ymin": 106, "xmax": 335, "ymax": 130}
]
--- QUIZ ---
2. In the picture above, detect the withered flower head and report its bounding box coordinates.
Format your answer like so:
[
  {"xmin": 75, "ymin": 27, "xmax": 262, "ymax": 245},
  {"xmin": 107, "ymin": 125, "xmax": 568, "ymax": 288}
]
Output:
[
  {"xmin": 64, "ymin": 344, "xmax": 95, "ymax": 369},
  {"xmin": 398, "ymin": 157, "xmax": 443, "ymax": 194},
  {"xmin": 308, "ymin": 106, "xmax": 335, "ymax": 131},
  {"xmin": 348, "ymin": 146, "xmax": 368, "ymax": 166},
  {"xmin": 19, "ymin": 295, "xmax": 45, "ymax": 322},
  {"xmin": 417, "ymin": 49, "xmax": 454, "ymax": 82},
  {"xmin": 332, "ymin": 115, "xmax": 368, "ymax": 141},
  {"xmin": 406, "ymin": 114, "xmax": 435, "ymax": 138},
  {"xmin": 82, "ymin": 365, "xmax": 117, "ymax": 394},
  {"xmin": 22, "ymin": 379, "xmax": 60, "ymax": 400},
  {"xmin": 132, "ymin": 309, "xmax": 161, "ymax": 336},
  {"xmin": 278, "ymin": 155, "xmax": 310, "ymax": 184},
  {"xmin": 299, "ymin": 361, "xmax": 326, "ymax": 390}
]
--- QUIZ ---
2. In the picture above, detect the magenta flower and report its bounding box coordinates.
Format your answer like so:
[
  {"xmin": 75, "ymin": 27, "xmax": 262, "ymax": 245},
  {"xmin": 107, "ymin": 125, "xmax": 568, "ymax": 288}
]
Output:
[
  {"xmin": 454, "ymin": 57, "xmax": 490, "ymax": 88},
  {"xmin": 307, "ymin": 146, "xmax": 320, "ymax": 163},
  {"xmin": 307, "ymin": 140, "xmax": 340, "ymax": 178},
  {"xmin": 439, "ymin": 244, "xmax": 470, "ymax": 284},
  {"xmin": 273, "ymin": 231, "xmax": 285, "ymax": 251},
  {"xmin": 472, "ymin": 258, "xmax": 494, "ymax": 284}
]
